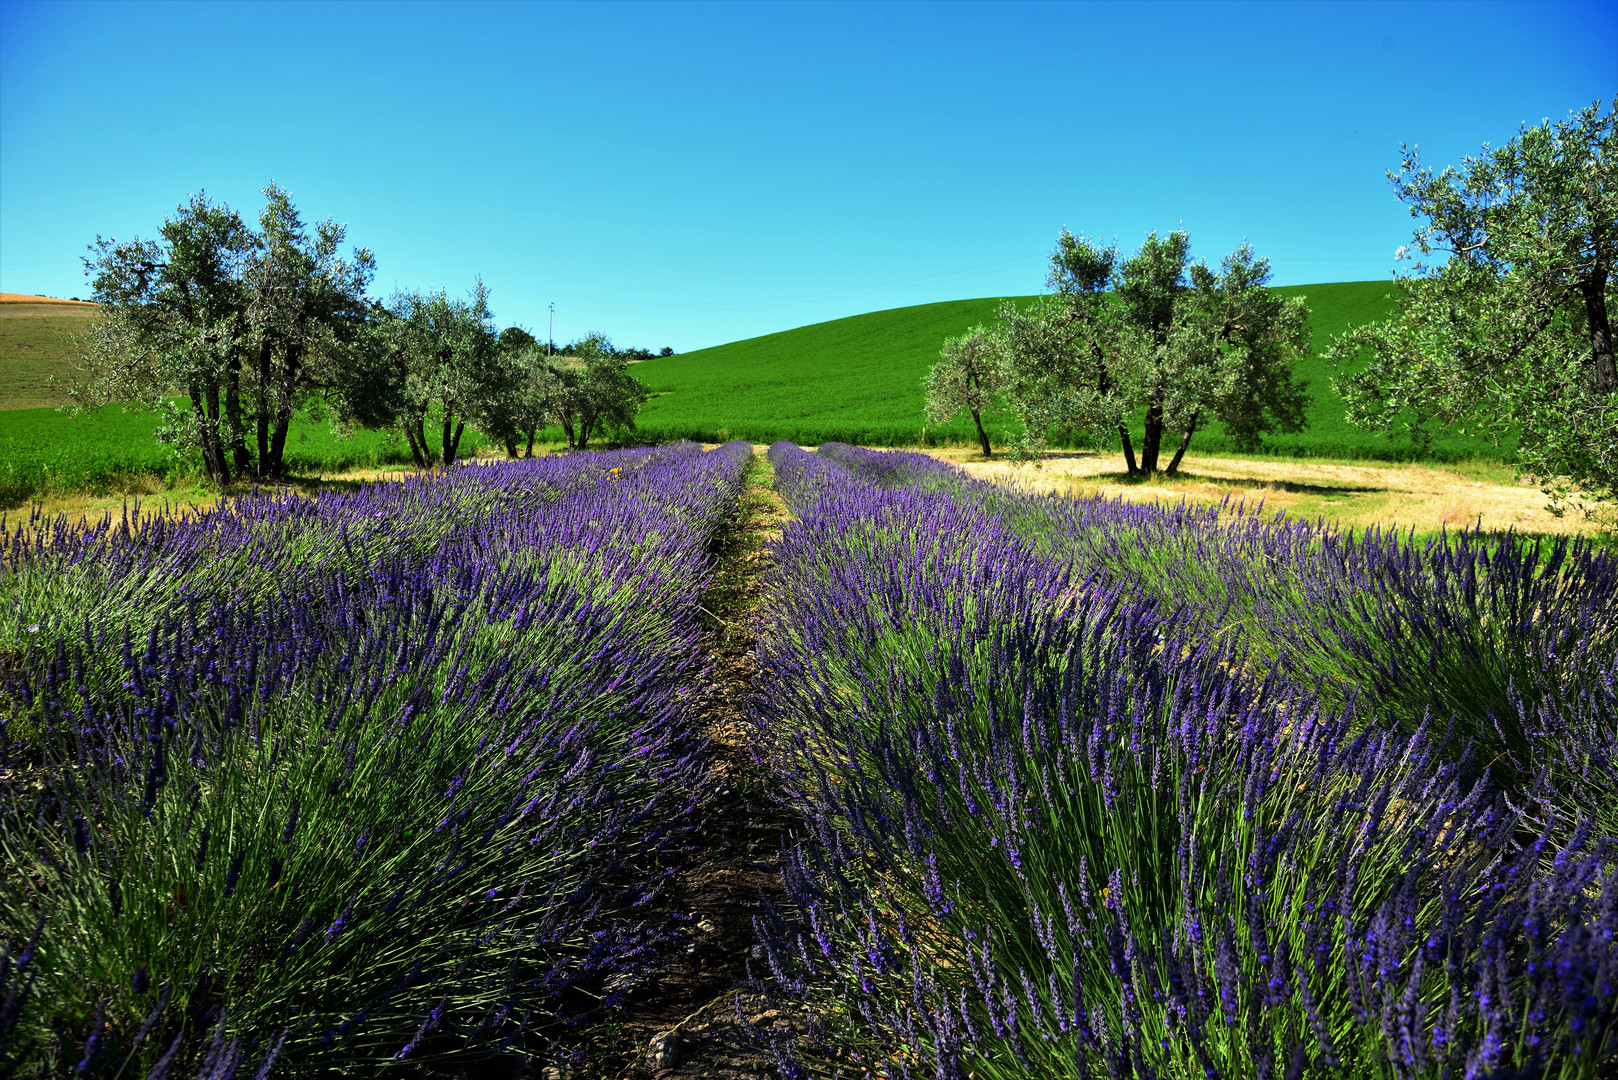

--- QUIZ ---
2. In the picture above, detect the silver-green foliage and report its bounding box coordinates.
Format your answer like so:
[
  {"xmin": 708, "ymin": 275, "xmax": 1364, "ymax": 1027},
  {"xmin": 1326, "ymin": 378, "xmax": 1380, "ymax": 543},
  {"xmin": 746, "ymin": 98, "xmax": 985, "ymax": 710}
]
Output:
[
  {"xmin": 377, "ymin": 281, "xmax": 502, "ymax": 467},
  {"xmin": 997, "ymin": 230, "xmax": 1311, "ymax": 473},
  {"xmin": 923, "ymin": 325, "xmax": 1003, "ymax": 455},
  {"xmin": 543, "ymin": 334, "xmax": 651, "ymax": 451},
  {"xmin": 1329, "ymin": 99, "xmax": 1618, "ymax": 512},
  {"xmin": 71, "ymin": 185, "xmax": 375, "ymax": 484}
]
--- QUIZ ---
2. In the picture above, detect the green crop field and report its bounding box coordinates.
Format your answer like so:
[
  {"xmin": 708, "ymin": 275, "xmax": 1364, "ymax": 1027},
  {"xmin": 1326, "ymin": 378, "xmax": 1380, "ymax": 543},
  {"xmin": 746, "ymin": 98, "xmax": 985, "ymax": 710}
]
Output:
[
  {"xmin": 631, "ymin": 280, "xmax": 1513, "ymax": 462},
  {"xmin": 0, "ymin": 405, "xmax": 481, "ymax": 508},
  {"xmin": 0, "ymin": 281, "xmax": 1511, "ymax": 509}
]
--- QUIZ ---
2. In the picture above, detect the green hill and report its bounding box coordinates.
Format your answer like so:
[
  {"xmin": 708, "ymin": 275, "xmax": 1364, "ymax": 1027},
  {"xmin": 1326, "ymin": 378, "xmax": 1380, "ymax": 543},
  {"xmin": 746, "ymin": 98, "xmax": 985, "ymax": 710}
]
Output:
[
  {"xmin": 0, "ymin": 282, "xmax": 1512, "ymax": 502},
  {"xmin": 0, "ymin": 297, "xmax": 100, "ymax": 410},
  {"xmin": 632, "ymin": 281, "xmax": 1511, "ymax": 462}
]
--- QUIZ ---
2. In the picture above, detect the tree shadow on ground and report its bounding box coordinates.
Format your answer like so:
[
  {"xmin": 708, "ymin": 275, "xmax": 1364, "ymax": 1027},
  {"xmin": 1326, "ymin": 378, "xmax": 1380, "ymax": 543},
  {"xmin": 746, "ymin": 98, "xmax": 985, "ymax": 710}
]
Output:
[
  {"xmin": 1088, "ymin": 470, "xmax": 1387, "ymax": 497},
  {"xmin": 229, "ymin": 468, "xmax": 427, "ymax": 498}
]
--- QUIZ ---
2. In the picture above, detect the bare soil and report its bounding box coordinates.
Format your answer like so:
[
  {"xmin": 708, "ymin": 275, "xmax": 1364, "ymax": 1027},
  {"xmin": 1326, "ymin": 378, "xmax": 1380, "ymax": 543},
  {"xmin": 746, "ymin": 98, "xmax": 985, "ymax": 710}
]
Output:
[{"xmin": 540, "ymin": 448, "xmax": 799, "ymax": 1079}]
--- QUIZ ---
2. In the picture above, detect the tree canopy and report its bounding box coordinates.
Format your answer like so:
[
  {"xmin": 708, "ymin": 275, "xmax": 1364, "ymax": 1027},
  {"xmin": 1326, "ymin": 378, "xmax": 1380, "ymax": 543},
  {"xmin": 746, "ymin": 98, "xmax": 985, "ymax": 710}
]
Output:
[
  {"xmin": 1329, "ymin": 99, "xmax": 1617, "ymax": 511},
  {"xmin": 995, "ymin": 229, "xmax": 1310, "ymax": 473},
  {"xmin": 924, "ymin": 325, "xmax": 1002, "ymax": 456},
  {"xmin": 545, "ymin": 333, "xmax": 651, "ymax": 450},
  {"xmin": 379, "ymin": 282, "xmax": 501, "ymax": 467},
  {"xmin": 74, "ymin": 185, "xmax": 374, "ymax": 483},
  {"xmin": 72, "ymin": 186, "xmax": 656, "ymax": 479}
]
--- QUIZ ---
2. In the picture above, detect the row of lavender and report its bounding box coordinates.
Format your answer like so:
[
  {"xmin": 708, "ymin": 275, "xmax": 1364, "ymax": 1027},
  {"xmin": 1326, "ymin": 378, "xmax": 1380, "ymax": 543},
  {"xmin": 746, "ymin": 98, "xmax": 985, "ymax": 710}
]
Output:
[
  {"xmin": 0, "ymin": 441, "xmax": 751, "ymax": 1077},
  {"xmin": 750, "ymin": 442, "xmax": 1617, "ymax": 1079},
  {"xmin": 812, "ymin": 441, "xmax": 1618, "ymax": 842}
]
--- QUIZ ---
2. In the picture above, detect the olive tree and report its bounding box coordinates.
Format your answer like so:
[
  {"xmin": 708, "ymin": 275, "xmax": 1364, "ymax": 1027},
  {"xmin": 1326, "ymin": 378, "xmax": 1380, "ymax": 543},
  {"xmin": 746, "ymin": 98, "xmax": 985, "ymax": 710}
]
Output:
[
  {"xmin": 467, "ymin": 331, "xmax": 557, "ymax": 458},
  {"xmin": 73, "ymin": 186, "xmax": 373, "ymax": 483},
  {"xmin": 998, "ymin": 229, "xmax": 1310, "ymax": 473},
  {"xmin": 74, "ymin": 193, "xmax": 256, "ymax": 484},
  {"xmin": 241, "ymin": 183, "xmax": 374, "ymax": 478},
  {"xmin": 923, "ymin": 325, "xmax": 1002, "ymax": 455},
  {"xmin": 384, "ymin": 283, "xmax": 501, "ymax": 467},
  {"xmin": 547, "ymin": 334, "xmax": 649, "ymax": 450},
  {"xmin": 1329, "ymin": 99, "xmax": 1617, "ymax": 510}
]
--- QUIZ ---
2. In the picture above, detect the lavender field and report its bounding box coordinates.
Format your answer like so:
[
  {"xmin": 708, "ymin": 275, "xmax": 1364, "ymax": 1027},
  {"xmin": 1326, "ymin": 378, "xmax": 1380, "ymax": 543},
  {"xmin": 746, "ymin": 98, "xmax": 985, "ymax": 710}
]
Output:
[
  {"xmin": 749, "ymin": 443, "xmax": 1617, "ymax": 1079},
  {"xmin": 1, "ymin": 442, "xmax": 751, "ymax": 1074},
  {"xmin": 1, "ymin": 440, "xmax": 1615, "ymax": 1078}
]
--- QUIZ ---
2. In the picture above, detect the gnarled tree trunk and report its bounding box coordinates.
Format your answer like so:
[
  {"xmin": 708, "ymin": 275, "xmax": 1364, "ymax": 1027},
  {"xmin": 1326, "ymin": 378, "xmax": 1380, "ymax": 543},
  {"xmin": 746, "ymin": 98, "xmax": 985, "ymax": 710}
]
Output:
[
  {"xmin": 226, "ymin": 350, "xmax": 253, "ymax": 477},
  {"xmin": 402, "ymin": 412, "xmax": 431, "ymax": 468},
  {"xmin": 264, "ymin": 343, "xmax": 300, "ymax": 479},
  {"xmin": 1165, "ymin": 410, "xmax": 1199, "ymax": 475},
  {"xmin": 1583, "ymin": 268, "xmax": 1615, "ymax": 395},
  {"xmin": 255, "ymin": 337, "xmax": 274, "ymax": 478},
  {"xmin": 1138, "ymin": 399, "xmax": 1165, "ymax": 473},
  {"xmin": 969, "ymin": 408, "xmax": 991, "ymax": 456},
  {"xmin": 192, "ymin": 382, "xmax": 231, "ymax": 485},
  {"xmin": 1118, "ymin": 426, "xmax": 1140, "ymax": 476}
]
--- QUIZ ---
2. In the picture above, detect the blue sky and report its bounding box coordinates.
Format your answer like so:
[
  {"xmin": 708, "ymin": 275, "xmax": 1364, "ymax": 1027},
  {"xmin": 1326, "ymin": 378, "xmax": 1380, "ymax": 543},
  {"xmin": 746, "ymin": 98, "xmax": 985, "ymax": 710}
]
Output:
[{"xmin": 1, "ymin": 1, "xmax": 1612, "ymax": 351}]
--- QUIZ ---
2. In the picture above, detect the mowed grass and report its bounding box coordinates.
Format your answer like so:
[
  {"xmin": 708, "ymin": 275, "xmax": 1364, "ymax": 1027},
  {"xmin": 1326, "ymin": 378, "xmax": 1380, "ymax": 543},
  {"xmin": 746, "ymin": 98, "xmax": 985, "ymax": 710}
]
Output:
[
  {"xmin": 0, "ymin": 295, "xmax": 100, "ymax": 410},
  {"xmin": 928, "ymin": 447, "xmax": 1605, "ymax": 539},
  {"xmin": 633, "ymin": 281, "xmax": 1512, "ymax": 462}
]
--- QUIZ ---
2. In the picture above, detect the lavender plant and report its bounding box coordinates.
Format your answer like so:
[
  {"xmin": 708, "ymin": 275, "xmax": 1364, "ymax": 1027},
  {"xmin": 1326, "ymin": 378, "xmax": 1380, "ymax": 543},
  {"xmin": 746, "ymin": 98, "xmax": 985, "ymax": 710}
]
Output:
[
  {"xmin": 749, "ymin": 442, "xmax": 1617, "ymax": 1078},
  {"xmin": 810, "ymin": 444, "xmax": 1618, "ymax": 844},
  {"xmin": 0, "ymin": 442, "xmax": 752, "ymax": 1075}
]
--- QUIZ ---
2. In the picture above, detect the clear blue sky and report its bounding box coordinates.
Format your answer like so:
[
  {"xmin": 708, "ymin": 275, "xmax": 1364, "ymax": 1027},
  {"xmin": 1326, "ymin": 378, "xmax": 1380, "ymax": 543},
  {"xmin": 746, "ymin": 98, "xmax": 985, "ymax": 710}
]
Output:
[{"xmin": 1, "ymin": 1, "xmax": 1612, "ymax": 351}]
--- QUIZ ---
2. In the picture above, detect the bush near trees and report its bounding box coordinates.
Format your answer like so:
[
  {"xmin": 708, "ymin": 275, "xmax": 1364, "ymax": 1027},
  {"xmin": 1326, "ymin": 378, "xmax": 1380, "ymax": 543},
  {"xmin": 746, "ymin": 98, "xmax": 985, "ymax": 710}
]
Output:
[
  {"xmin": 989, "ymin": 229, "xmax": 1311, "ymax": 473},
  {"xmin": 1330, "ymin": 98, "xmax": 1617, "ymax": 513},
  {"xmin": 69, "ymin": 186, "xmax": 657, "ymax": 476}
]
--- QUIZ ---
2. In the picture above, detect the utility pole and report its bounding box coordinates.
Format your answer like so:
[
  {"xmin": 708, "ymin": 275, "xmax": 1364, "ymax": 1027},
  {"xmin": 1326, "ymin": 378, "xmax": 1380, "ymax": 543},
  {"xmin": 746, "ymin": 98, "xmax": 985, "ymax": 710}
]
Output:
[{"xmin": 548, "ymin": 302, "xmax": 554, "ymax": 357}]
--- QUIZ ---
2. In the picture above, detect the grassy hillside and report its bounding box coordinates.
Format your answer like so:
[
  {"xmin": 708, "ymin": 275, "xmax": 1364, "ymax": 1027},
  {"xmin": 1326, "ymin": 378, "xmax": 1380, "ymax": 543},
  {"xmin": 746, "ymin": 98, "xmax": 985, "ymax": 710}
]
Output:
[
  {"xmin": 0, "ymin": 295, "xmax": 99, "ymax": 410},
  {"xmin": 633, "ymin": 281, "xmax": 1511, "ymax": 462},
  {"xmin": 0, "ymin": 282, "xmax": 1511, "ymax": 502}
]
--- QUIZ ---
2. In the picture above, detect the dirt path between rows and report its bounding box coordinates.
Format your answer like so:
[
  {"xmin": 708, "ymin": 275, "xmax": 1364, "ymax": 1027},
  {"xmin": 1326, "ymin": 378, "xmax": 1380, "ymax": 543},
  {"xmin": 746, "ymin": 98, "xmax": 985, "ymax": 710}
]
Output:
[{"xmin": 550, "ymin": 448, "xmax": 796, "ymax": 1078}]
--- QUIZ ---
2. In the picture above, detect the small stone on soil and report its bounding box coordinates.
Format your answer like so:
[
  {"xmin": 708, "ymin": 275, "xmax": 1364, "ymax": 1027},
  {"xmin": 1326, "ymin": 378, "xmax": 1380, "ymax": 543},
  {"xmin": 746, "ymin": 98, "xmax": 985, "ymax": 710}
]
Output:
[{"xmin": 647, "ymin": 1029, "xmax": 682, "ymax": 1070}]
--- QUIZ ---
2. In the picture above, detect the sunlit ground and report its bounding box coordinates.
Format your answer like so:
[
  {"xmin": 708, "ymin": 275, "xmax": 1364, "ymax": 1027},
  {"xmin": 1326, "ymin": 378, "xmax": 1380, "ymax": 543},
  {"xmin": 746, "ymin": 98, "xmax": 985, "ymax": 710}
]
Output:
[{"xmin": 926, "ymin": 446, "xmax": 1612, "ymax": 539}]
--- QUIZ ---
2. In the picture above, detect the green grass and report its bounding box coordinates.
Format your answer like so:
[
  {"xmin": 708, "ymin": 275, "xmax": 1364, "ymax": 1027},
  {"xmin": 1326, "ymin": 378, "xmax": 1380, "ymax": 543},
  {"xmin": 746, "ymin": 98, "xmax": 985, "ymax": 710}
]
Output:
[
  {"xmin": 0, "ymin": 301, "xmax": 99, "ymax": 411},
  {"xmin": 0, "ymin": 283, "xmax": 1510, "ymax": 500},
  {"xmin": 633, "ymin": 296, "xmax": 1024, "ymax": 447},
  {"xmin": 0, "ymin": 404, "xmax": 483, "ymax": 507},
  {"xmin": 631, "ymin": 282, "xmax": 1511, "ymax": 462}
]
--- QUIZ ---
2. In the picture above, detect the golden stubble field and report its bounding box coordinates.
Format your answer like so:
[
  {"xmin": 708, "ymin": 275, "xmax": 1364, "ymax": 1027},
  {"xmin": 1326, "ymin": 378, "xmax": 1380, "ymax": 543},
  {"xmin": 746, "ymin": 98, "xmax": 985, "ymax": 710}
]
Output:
[{"xmin": 924, "ymin": 446, "xmax": 1609, "ymax": 538}]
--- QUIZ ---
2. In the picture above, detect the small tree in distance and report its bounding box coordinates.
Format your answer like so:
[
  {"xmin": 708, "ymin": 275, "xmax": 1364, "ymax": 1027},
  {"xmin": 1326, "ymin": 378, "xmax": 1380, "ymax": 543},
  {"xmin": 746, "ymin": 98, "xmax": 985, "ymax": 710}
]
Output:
[
  {"xmin": 923, "ymin": 325, "xmax": 1002, "ymax": 456},
  {"xmin": 555, "ymin": 333, "xmax": 650, "ymax": 450},
  {"xmin": 381, "ymin": 282, "xmax": 500, "ymax": 467}
]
